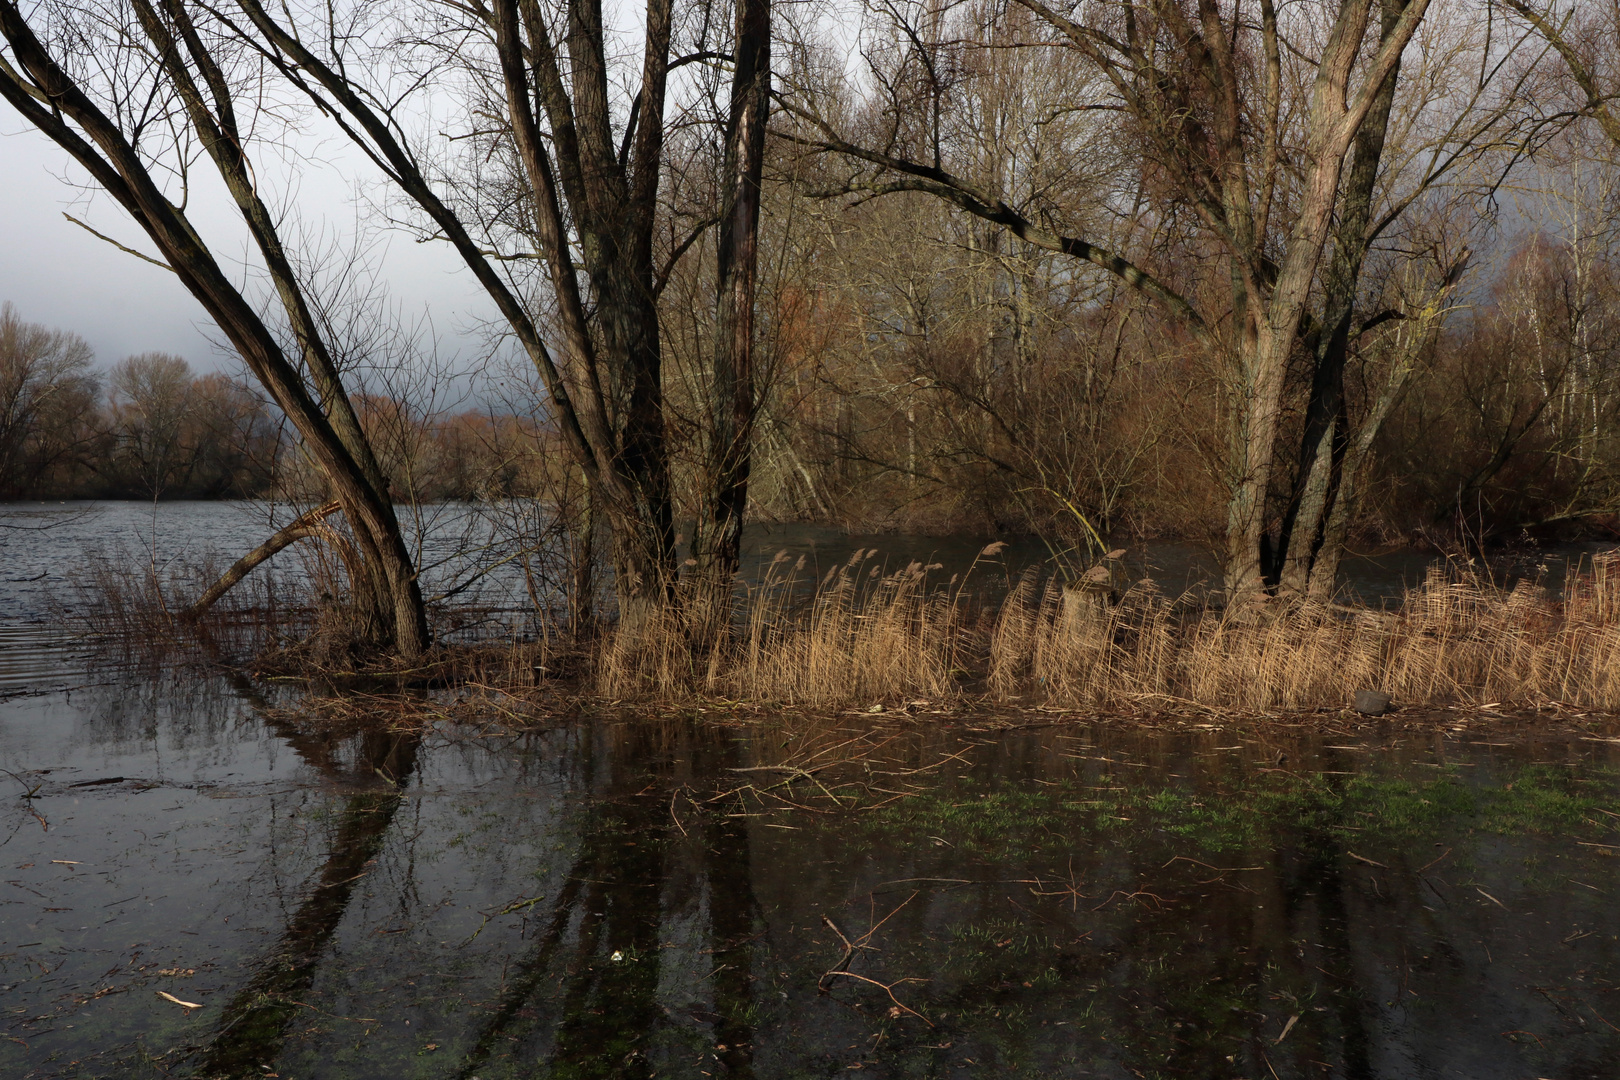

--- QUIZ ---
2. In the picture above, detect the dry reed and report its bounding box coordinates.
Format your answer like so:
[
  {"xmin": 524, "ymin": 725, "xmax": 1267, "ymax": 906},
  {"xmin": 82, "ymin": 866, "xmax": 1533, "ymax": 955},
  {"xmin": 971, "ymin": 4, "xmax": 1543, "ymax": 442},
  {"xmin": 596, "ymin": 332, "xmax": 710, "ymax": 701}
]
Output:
[
  {"xmin": 596, "ymin": 548, "xmax": 971, "ymax": 704},
  {"xmin": 63, "ymin": 532, "xmax": 1620, "ymax": 714},
  {"xmin": 991, "ymin": 554, "xmax": 1620, "ymax": 711},
  {"xmin": 598, "ymin": 550, "xmax": 1620, "ymax": 712}
]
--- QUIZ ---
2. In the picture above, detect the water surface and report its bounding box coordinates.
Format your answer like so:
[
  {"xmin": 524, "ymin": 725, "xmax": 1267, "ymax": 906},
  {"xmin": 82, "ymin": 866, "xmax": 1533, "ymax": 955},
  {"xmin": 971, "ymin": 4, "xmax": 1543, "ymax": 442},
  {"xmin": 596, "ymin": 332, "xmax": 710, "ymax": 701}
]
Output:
[
  {"xmin": 4, "ymin": 503, "xmax": 1620, "ymax": 1078},
  {"xmin": 3, "ymin": 670, "xmax": 1619, "ymax": 1078}
]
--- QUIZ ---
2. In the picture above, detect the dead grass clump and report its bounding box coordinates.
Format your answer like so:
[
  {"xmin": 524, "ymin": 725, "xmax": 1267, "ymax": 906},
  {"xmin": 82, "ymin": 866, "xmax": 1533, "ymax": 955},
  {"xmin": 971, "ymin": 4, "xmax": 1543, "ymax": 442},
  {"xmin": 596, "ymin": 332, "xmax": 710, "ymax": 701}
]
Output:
[
  {"xmin": 728, "ymin": 552, "xmax": 962, "ymax": 704},
  {"xmin": 596, "ymin": 549, "xmax": 971, "ymax": 705},
  {"xmin": 58, "ymin": 546, "xmax": 301, "ymax": 664},
  {"xmin": 992, "ymin": 554, "xmax": 1620, "ymax": 710}
]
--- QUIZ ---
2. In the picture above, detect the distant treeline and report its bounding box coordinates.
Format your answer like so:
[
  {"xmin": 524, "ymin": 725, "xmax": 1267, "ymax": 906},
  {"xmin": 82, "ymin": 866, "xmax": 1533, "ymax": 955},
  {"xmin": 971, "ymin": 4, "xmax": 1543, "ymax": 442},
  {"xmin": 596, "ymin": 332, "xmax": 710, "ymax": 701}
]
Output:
[
  {"xmin": 6, "ymin": 256, "xmax": 1620, "ymax": 545},
  {"xmin": 0, "ymin": 303, "xmax": 554, "ymax": 503}
]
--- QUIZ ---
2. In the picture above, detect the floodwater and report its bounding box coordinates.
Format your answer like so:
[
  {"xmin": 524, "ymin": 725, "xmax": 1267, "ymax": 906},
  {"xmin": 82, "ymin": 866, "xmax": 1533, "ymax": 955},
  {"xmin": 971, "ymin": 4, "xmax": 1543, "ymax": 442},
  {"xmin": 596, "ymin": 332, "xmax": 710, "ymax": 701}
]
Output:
[
  {"xmin": 3, "ymin": 503, "xmax": 1620, "ymax": 1078},
  {"xmin": 4, "ymin": 500, "xmax": 1616, "ymax": 628},
  {"xmin": 5, "ymin": 678, "xmax": 1620, "ymax": 1079}
]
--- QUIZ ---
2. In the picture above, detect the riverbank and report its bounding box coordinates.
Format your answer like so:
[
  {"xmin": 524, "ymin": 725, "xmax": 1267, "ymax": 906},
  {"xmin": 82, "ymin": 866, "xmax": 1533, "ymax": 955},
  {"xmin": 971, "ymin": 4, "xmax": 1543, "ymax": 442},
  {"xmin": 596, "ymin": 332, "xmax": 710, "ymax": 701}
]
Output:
[
  {"xmin": 43, "ymin": 549, "xmax": 1620, "ymax": 723},
  {"xmin": 8, "ymin": 502, "xmax": 1620, "ymax": 716}
]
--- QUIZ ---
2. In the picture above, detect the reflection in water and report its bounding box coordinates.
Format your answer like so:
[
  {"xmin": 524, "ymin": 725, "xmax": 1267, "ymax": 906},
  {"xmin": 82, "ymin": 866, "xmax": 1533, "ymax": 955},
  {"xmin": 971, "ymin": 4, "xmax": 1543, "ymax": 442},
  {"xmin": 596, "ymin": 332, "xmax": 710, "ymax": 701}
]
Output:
[
  {"xmin": 452, "ymin": 727, "xmax": 670, "ymax": 1079},
  {"xmin": 194, "ymin": 731, "xmax": 420, "ymax": 1078},
  {"xmin": 449, "ymin": 728, "xmax": 762, "ymax": 1080},
  {"xmin": 3, "ymin": 678, "xmax": 1620, "ymax": 1079},
  {"xmin": 541, "ymin": 743, "xmax": 665, "ymax": 1079},
  {"xmin": 1288, "ymin": 820, "xmax": 1373, "ymax": 1080},
  {"xmin": 704, "ymin": 773, "xmax": 761, "ymax": 1080}
]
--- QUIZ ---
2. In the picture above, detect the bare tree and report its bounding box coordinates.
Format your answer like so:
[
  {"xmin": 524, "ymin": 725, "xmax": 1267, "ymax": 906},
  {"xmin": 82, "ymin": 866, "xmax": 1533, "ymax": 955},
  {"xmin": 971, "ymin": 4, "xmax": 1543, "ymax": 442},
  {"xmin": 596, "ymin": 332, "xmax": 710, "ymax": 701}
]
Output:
[
  {"xmin": 779, "ymin": 0, "xmax": 1436, "ymax": 599},
  {"xmin": 0, "ymin": 302, "xmax": 99, "ymax": 497},
  {"xmin": 0, "ymin": 0, "xmax": 428, "ymax": 654},
  {"xmin": 215, "ymin": 0, "xmax": 778, "ymax": 629},
  {"xmin": 1502, "ymin": 0, "xmax": 1620, "ymax": 148},
  {"xmin": 108, "ymin": 352, "xmax": 193, "ymax": 497},
  {"xmin": 1269, "ymin": 0, "xmax": 1541, "ymax": 597}
]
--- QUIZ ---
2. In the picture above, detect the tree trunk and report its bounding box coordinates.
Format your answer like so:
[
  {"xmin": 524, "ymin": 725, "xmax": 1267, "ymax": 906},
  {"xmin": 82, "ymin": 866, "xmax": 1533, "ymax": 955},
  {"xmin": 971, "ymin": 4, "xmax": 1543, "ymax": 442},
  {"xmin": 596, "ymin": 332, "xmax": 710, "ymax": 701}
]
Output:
[
  {"xmin": 595, "ymin": 277, "xmax": 677, "ymax": 631},
  {"xmin": 1221, "ymin": 0, "xmax": 1430, "ymax": 601},
  {"xmin": 130, "ymin": 0, "xmax": 419, "ymax": 648},
  {"xmin": 692, "ymin": 0, "xmax": 771, "ymax": 629},
  {"xmin": 1274, "ymin": 0, "xmax": 1408, "ymax": 598},
  {"xmin": 486, "ymin": 0, "xmax": 678, "ymax": 631},
  {"xmin": 569, "ymin": 476, "xmax": 599, "ymax": 635},
  {"xmin": 1307, "ymin": 345, "xmax": 1416, "ymax": 600},
  {"xmin": 182, "ymin": 501, "xmax": 341, "ymax": 620}
]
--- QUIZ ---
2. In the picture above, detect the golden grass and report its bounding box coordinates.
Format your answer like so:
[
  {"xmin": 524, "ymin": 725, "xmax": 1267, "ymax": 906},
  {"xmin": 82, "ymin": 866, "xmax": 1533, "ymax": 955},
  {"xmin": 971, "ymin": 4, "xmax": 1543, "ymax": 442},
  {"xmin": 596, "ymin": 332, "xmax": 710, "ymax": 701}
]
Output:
[
  {"xmin": 994, "ymin": 554, "xmax": 1620, "ymax": 710},
  {"xmin": 596, "ymin": 548, "xmax": 969, "ymax": 704},
  {"xmin": 600, "ymin": 549, "xmax": 1620, "ymax": 711},
  {"xmin": 66, "ymin": 534, "xmax": 1620, "ymax": 714}
]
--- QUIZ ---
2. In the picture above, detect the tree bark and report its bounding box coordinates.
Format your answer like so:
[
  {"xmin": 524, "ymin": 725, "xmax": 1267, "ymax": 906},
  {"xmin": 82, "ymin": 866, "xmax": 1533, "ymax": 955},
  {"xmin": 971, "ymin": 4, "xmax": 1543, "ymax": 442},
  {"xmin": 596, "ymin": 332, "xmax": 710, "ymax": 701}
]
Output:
[
  {"xmin": 693, "ymin": 0, "xmax": 772, "ymax": 604},
  {"xmin": 181, "ymin": 501, "xmax": 342, "ymax": 620},
  {"xmin": 1274, "ymin": 0, "xmax": 1409, "ymax": 598},
  {"xmin": 1221, "ymin": 0, "xmax": 1431, "ymax": 601}
]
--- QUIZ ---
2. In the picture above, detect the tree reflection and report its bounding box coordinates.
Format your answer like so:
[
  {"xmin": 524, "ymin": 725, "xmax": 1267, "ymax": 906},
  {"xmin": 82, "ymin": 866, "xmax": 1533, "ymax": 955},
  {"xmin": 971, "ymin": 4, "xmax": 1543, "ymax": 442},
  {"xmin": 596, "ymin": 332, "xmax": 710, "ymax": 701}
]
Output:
[
  {"xmin": 448, "ymin": 722, "xmax": 764, "ymax": 1079},
  {"xmin": 451, "ymin": 726, "xmax": 670, "ymax": 1079},
  {"xmin": 192, "ymin": 729, "xmax": 420, "ymax": 1078}
]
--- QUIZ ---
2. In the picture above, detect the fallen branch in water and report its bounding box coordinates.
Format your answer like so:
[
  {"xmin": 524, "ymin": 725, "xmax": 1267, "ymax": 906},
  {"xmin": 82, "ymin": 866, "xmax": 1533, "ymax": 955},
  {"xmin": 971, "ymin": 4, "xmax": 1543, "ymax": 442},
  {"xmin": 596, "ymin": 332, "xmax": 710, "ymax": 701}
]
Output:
[
  {"xmin": 181, "ymin": 502, "xmax": 342, "ymax": 621},
  {"xmin": 816, "ymin": 895, "xmax": 932, "ymax": 1024},
  {"xmin": 818, "ymin": 970, "xmax": 933, "ymax": 1025}
]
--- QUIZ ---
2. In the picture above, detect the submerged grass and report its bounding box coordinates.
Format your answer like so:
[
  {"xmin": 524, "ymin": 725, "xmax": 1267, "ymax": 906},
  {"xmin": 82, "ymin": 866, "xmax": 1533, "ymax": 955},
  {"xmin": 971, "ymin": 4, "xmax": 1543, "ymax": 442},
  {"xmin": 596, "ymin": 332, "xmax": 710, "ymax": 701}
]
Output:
[
  {"xmin": 862, "ymin": 763, "xmax": 1617, "ymax": 858},
  {"xmin": 64, "ymin": 535, "xmax": 1620, "ymax": 714},
  {"xmin": 601, "ymin": 549, "xmax": 1620, "ymax": 712}
]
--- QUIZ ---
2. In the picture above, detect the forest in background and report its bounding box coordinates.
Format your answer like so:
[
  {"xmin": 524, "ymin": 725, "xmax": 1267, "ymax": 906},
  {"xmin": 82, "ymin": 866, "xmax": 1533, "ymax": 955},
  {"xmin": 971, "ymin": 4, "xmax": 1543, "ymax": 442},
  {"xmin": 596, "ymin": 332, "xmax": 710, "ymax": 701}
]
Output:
[
  {"xmin": 6, "ymin": 206, "xmax": 1618, "ymax": 543},
  {"xmin": 5, "ymin": 0, "xmax": 1620, "ymax": 659}
]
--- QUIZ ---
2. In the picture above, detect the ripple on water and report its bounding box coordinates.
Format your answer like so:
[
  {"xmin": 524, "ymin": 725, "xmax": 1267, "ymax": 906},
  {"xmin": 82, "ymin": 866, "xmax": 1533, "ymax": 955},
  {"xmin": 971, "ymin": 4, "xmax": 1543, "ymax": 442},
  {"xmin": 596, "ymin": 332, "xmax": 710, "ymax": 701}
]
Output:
[{"xmin": 0, "ymin": 625, "xmax": 93, "ymax": 693}]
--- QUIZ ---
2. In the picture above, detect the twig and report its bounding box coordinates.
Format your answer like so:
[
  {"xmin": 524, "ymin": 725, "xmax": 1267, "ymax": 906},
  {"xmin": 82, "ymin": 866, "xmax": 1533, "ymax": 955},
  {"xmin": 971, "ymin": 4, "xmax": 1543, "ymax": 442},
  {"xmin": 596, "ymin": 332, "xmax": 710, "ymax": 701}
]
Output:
[
  {"xmin": 669, "ymin": 789, "xmax": 688, "ymax": 837},
  {"xmin": 1092, "ymin": 888, "xmax": 1170, "ymax": 912},
  {"xmin": 869, "ymin": 748, "xmax": 975, "ymax": 777},
  {"xmin": 817, "ymin": 891, "xmax": 922, "ymax": 1017},
  {"xmin": 1418, "ymin": 848, "xmax": 1452, "ymax": 872},
  {"xmin": 818, "ymin": 970, "xmax": 933, "ymax": 1025},
  {"xmin": 1162, "ymin": 856, "xmax": 1264, "ymax": 872},
  {"xmin": 819, "ymin": 914, "xmax": 858, "ymax": 988},
  {"xmin": 464, "ymin": 893, "xmax": 547, "ymax": 944}
]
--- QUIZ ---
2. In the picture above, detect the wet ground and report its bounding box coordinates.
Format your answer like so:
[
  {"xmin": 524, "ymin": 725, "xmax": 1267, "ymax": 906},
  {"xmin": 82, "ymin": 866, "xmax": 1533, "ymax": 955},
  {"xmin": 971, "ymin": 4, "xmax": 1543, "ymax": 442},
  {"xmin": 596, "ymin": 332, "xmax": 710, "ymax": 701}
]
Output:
[{"xmin": 4, "ymin": 668, "xmax": 1620, "ymax": 1079}]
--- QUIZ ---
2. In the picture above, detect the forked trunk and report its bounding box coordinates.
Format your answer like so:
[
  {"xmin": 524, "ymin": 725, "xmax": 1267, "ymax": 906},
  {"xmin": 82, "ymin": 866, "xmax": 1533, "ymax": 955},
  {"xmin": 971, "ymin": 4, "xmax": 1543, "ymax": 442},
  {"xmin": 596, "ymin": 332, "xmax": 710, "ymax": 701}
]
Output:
[
  {"xmin": 1275, "ymin": 0, "xmax": 1408, "ymax": 598},
  {"xmin": 1221, "ymin": 0, "xmax": 1430, "ymax": 600},
  {"xmin": 692, "ymin": 0, "xmax": 771, "ymax": 626}
]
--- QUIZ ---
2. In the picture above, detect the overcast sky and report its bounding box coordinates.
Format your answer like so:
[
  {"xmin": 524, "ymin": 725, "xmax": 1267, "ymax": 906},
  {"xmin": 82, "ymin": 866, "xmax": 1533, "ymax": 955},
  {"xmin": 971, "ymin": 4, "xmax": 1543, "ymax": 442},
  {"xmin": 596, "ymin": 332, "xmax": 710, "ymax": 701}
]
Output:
[
  {"xmin": 1, "ymin": 129, "xmax": 221, "ymax": 364},
  {"xmin": 0, "ymin": 119, "xmax": 496, "ymax": 376}
]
